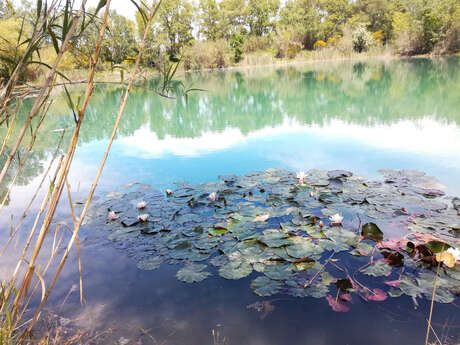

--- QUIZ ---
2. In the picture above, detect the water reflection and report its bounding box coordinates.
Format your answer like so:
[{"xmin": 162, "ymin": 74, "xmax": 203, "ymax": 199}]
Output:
[{"xmin": 1, "ymin": 57, "xmax": 460, "ymax": 345}]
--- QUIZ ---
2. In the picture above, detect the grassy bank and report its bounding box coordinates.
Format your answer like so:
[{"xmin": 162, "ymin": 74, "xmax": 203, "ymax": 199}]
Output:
[{"xmin": 31, "ymin": 45, "xmax": 424, "ymax": 86}]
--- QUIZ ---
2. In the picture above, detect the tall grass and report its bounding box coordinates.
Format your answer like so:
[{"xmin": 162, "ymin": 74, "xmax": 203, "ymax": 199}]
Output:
[{"xmin": 0, "ymin": 0, "xmax": 174, "ymax": 343}]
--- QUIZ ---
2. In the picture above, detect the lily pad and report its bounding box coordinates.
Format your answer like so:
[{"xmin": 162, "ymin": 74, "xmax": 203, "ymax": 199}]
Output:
[
  {"xmin": 250, "ymin": 276, "xmax": 282, "ymax": 296},
  {"xmin": 360, "ymin": 260, "xmax": 392, "ymax": 277},
  {"xmin": 286, "ymin": 239, "xmax": 323, "ymax": 259},
  {"xmin": 176, "ymin": 263, "xmax": 211, "ymax": 283},
  {"xmin": 361, "ymin": 223, "xmax": 384, "ymax": 242},
  {"xmin": 218, "ymin": 260, "xmax": 253, "ymax": 280},
  {"xmin": 263, "ymin": 264, "xmax": 293, "ymax": 280},
  {"xmin": 136, "ymin": 256, "xmax": 162, "ymax": 270}
]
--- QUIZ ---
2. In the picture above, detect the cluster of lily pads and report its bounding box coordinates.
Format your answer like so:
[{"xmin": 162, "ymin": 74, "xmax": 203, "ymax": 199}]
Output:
[{"xmin": 85, "ymin": 169, "xmax": 460, "ymax": 312}]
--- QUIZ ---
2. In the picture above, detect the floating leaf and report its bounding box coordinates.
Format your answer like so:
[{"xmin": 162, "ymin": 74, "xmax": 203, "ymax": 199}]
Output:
[
  {"xmin": 365, "ymin": 288, "xmax": 387, "ymax": 301},
  {"xmin": 136, "ymin": 257, "xmax": 162, "ymax": 270},
  {"xmin": 176, "ymin": 263, "xmax": 211, "ymax": 283},
  {"xmin": 263, "ymin": 264, "xmax": 293, "ymax": 280},
  {"xmin": 361, "ymin": 223, "xmax": 383, "ymax": 242},
  {"xmin": 360, "ymin": 260, "xmax": 392, "ymax": 277},
  {"xmin": 258, "ymin": 229, "xmax": 289, "ymax": 248},
  {"xmin": 286, "ymin": 239, "xmax": 323, "ymax": 259},
  {"xmin": 218, "ymin": 260, "xmax": 252, "ymax": 280},
  {"xmin": 250, "ymin": 276, "xmax": 282, "ymax": 296},
  {"xmin": 326, "ymin": 295, "xmax": 350, "ymax": 312}
]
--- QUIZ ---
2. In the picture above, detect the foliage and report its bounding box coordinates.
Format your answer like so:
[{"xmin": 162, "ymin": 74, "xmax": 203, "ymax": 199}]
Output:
[
  {"xmin": 102, "ymin": 10, "xmax": 138, "ymax": 65},
  {"xmin": 199, "ymin": 0, "xmax": 224, "ymax": 41},
  {"xmin": 352, "ymin": 24, "xmax": 374, "ymax": 52},
  {"xmin": 229, "ymin": 32, "xmax": 244, "ymax": 63},
  {"xmin": 246, "ymin": 0, "xmax": 280, "ymax": 36},
  {"xmin": 273, "ymin": 29, "xmax": 303, "ymax": 58},
  {"xmin": 279, "ymin": 0, "xmax": 321, "ymax": 49},
  {"xmin": 155, "ymin": 0, "xmax": 194, "ymax": 59},
  {"xmin": 372, "ymin": 30, "xmax": 385, "ymax": 45},
  {"xmin": 242, "ymin": 35, "xmax": 273, "ymax": 53},
  {"xmin": 88, "ymin": 168, "xmax": 460, "ymax": 309},
  {"xmin": 314, "ymin": 40, "xmax": 327, "ymax": 50},
  {"xmin": 182, "ymin": 40, "xmax": 231, "ymax": 70}
]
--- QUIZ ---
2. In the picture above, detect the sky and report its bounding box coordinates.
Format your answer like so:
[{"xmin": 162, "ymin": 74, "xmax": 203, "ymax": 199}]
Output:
[{"xmin": 11, "ymin": 0, "xmax": 138, "ymax": 20}]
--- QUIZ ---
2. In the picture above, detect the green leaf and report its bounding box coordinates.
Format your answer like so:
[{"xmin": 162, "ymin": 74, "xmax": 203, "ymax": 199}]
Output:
[
  {"xmin": 176, "ymin": 263, "xmax": 211, "ymax": 283},
  {"xmin": 361, "ymin": 223, "xmax": 384, "ymax": 242},
  {"xmin": 250, "ymin": 276, "xmax": 282, "ymax": 296},
  {"xmin": 263, "ymin": 264, "xmax": 293, "ymax": 280},
  {"xmin": 360, "ymin": 260, "xmax": 392, "ymax": 277},
  {"xmin": 258, "ymin": 229, "xmax": 289, "ymax": 248},
  {"xmin": 286, "ymin": 238, "xmax": 323, "ymax": 259},
  {"xmin": 136, "ymin": 256, "xmax": 162, "ymax": 270},
  {"xmin": 218, "ymin": 260, "xmax": 252, "ymax": 280}
]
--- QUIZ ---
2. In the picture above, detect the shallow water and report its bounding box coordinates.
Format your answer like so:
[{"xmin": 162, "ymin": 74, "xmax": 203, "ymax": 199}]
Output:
[{"xmin": 1, "ymin": 57, "xmax": 460, "ymax": 344}]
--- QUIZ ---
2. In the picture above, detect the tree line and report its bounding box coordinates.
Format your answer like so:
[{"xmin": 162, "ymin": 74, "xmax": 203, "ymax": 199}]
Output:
[{"xmin": 1, "ymin": 0, "xmax": 459, "ymax": 78}]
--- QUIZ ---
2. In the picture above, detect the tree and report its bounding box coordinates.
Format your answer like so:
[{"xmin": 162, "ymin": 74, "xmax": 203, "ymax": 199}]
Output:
[
  {"xmin": 156, "ymin": 0, "xmax": 194, "ymax": 59},
  {"xmin": 199, "ymin": 0, "xmax": 224, "ymax": 40},
  {"xmin": 279, "ymin": 0, "xmax": 322, "ymax": 49},
  {"xmin": 246, "ymin": 0, "xmax": 280, "ymax": 36},
  {"xmin": 318, "ymin": 0, "xmax": 353, "ymax": 39},
  {"xmin": 0, "ymin": 0, "xmax": 14, "ymax": 19},
  {"xmin": 220, "ymin": 0, "xmax": 248, "ymax": 38},
  {"xmin": 352, "ymin": 0, "xmax": 394, "ymax": 40},
  {"xmin": 101, "ymin": 10, "xmax": 137, "ymax": 64}
]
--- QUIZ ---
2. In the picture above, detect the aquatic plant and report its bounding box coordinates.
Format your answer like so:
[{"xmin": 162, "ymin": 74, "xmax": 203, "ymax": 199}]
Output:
[{"xmin": 86, "ymin": 168, "xmax": 460, "ymax": 323}]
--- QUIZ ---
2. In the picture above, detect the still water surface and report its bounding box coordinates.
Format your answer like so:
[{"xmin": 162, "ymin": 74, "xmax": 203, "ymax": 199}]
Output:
[{"xmin": 2, "ymin": 57, "xmax": 460, "ymax": 344}]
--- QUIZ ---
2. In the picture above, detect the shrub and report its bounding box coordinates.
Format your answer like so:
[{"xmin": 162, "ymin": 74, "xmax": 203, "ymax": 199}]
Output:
[
  {"xmin": 313, "ymin": 40, "xmax": 327, "ymax": 49},
  {"xmin": 242, "ymin": 35, "xmax": 273, "ymax": 53},
  {"xmin": 372, "ymin": 30, "xmax": 385, "ymax": 45},
  {"xmin": 182, "ymin": 40, "xmax": 231, "ymax": 70},
  {"xmin": 229, "ymin": 32, "xmax": 244, "ymax": 63},
  {"xmin": 327, "ymin": 34, "xmax": 342, "ymax": 46},
  {"xmin": 352, "ymin": 25, "xmax": 374, "ymax": 52},
  {"xmin": 273, "ymin": 30, "xmax": 303, "ymax": 58},
  {"xmin": 391, "ymin": 11, "xmax": 424, "ymax": 55}
]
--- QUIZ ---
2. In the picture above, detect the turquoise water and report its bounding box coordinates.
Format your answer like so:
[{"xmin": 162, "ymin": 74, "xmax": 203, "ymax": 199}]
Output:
[
  {"xmin": 1, "ymin": 57, "xmax": 460, "ymax": 344},
  {"xmin": 68, "ymin": 57, "xmax": 460, "ymax": 197}
]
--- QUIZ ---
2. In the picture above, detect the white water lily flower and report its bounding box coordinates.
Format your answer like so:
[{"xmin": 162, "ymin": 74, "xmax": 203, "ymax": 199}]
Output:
[
  {"xmin": 166, "ymin": 189, "xmax": 173, "ymax": 196},
  {"xmin": 309, "ymin": 191, "xmax": 315, "ymax": 198},
  {"xmin": 329, "ymin": 213, "xmax": 343, "ymax": 225},
  {"xmin": 107, "ymin": 211, "xmax": 118, "ymax": 221},
  {"xmin": 137, "ymin": 201, "xmax": 147, "ymax": 209},
  {"xmin": 296, "ymin": 171, "xmax": 306, "ymax": 185},
  {"xmin": 209, "ymin": 192, "xmax": 217, "ymax": 201},
  {"xmin": 447, "ymin": 247, "xmax": 460, "ymax": 262},
  {"xmin": 138, "ymin": 213, "xmax": 149, "ymax": 222}
]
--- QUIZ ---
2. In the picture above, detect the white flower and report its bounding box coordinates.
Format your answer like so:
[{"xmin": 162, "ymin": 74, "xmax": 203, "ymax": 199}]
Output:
[
  {"xmin": 137, "ymin": 201, "xmax": 147, "ymax": 209},
  {"xmin": 166, "ymin": 189, "xmax": 173, "ymax": 196},
  {"xmin": 309, "ymin": 191, "xmax": 315, "ymax": 198},
  {"xmin": 209, "ymin": 192, "xmax": 217, "ymax": 201},
  {"xmin": 138, "ymin": 213, "xmax": 149, "ymax": 222},
  {"xmin": 107, "ymin": 211, "xmax": 118, "ymax": 221},
  {"xmin": 447, "ymin": 247, "xmax": 460, "ymax": 262},
  {"xmin": 329, "ymin": 213, "xmax": 343, "ymax": 225},
  {"xmin": 296, "ymin": 171, "xmax": 306, "ymax": 185}
]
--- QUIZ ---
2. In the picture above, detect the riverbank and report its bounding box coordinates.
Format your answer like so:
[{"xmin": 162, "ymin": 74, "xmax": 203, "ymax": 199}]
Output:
[{"xmin": 30, "ymin": 46, "xmax": 455, "ymax": 87}]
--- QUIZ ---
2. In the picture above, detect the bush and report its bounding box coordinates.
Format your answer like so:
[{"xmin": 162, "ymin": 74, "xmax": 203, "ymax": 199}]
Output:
[
  {"xmin": 273, "ymin": 30, "xmax": 303, "ymax": 58},
  {"xmin": 229, "ymin": 32, "xmax": 244, "ymax": 63},
  {"xmin": 352, "ymin": 25, "xmax": 374, "ymax": 52},
  {"xmin": 242, "ymin": 35, "xmax": 272, "ymax": 53},
  {"xmin": 372, "ymin": 30, "xmax": 385, "ymax": 45},
  {"xmin": 391, "ymin": 12, "xmax": 424, "ymax": 55},
  {"xmin": 313, "ymin": 40, "xmax": 327, "ymax": 49},
  {"xmin": 182, "ymin": 40, "xmax": 231, "ymax": 70},
  {"xmin": 327, "ymin": 34, "xmax": 342, "ymax": 46}
]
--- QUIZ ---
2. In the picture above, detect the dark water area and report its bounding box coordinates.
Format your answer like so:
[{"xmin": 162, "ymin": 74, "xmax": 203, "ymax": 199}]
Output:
[{"xmin": 1, "ymin": 57, "xmax": 460, "ymax": 345}]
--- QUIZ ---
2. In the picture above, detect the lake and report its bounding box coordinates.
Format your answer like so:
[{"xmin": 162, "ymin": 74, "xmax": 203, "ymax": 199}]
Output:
[{"xmin": 1, "ymin": 57, "xmax": 459, "ymax": 345}]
